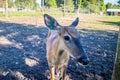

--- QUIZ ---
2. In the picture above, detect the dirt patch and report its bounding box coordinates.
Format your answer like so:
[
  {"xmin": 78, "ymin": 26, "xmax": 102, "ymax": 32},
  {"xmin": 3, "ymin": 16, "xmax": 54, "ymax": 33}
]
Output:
[{"xmin": 0, "ymin": 16, "xmax": 119, "ymax": 80}]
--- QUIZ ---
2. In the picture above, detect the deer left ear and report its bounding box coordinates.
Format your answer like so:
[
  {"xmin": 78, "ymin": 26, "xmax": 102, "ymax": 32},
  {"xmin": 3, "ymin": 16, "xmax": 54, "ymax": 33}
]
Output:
[
  {"xmin": 70, "ymin": 17, "xmax": 79, "ymax": 28},
  {"xmin": 44, "ymin": 14, "xmax": 60, "ymax": 30}
]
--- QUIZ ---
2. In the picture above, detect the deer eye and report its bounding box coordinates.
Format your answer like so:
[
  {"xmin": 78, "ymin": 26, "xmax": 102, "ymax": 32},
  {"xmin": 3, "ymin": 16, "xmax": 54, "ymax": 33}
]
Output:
[{"xmin": 64, "ymin": 35, "xmax": 70, "ymax": 41}]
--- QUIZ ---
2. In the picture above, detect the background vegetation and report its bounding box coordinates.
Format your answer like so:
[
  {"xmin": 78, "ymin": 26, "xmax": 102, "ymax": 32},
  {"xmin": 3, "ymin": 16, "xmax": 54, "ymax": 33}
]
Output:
[{"xmin": 0, "ymin": 0, "xmax": 120, "ymax": 17}]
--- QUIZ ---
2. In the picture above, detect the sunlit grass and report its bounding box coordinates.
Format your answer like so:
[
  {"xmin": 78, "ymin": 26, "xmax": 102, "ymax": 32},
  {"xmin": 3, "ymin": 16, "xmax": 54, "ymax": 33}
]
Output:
[
  {"xmin": 0, "ymin": 11, "xmax": 43, "ymax": 17},
  {"xmin": 0, "ymin": 13, "xmax": 5, "ymax": 17},
  {"xmin": 0, "ymin": 11, "xmax": 119, "ymax": 31},
  {"xmin": 0, "ymin": 11, "xmax": 76, "ymax": 17},
  {"xmin": 76, "ymin": 14, "xmax": 119, "ymax": 31}
]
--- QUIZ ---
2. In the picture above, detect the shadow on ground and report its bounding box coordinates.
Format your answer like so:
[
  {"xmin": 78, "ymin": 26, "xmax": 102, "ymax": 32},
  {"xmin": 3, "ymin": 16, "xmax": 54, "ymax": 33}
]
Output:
[
  {"xmin": 99, "ymin": 21, "xmax": 120, "ymax": 26},
  {"xmin": 0, "ymin": 21, "xmax": 118, "ymax": 80},
  {"xmin": 0, "ymin": 21, "xmax": 48, "ymax": 80}
]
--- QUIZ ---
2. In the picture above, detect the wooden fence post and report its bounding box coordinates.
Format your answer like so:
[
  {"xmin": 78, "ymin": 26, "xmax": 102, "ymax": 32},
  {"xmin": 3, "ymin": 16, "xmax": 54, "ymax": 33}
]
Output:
[{"xmin": 112, "ymin": 27, "xmax": 120, "ymax": 80}]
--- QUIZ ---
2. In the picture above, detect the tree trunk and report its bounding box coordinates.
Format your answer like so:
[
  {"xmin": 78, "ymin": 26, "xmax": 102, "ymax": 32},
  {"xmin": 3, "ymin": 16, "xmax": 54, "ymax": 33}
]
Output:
[
  {"xmin": 3, "ymin": 0, "xmax": 8, "ymax": 17},
  {"xmin": 112, "ymin": 28, "xmax": 120, "ymax": 80},
  {"xmin": 63, "ymin": 0, "xmax": 65, "ymax": 16}
]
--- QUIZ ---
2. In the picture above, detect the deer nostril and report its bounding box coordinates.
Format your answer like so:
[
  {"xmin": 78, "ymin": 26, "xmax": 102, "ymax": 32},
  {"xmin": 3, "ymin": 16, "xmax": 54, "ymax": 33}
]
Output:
[
  {"xmin": 82, "ymin": 58, "xmax": 89, "ymax": 65},
  {"xmin": 83, "ymin": 61, "xmax": 89, "ymax": 65},
  {"xmin": 77, "ymin": 57, "xmax": 89, "ymax": 65}
]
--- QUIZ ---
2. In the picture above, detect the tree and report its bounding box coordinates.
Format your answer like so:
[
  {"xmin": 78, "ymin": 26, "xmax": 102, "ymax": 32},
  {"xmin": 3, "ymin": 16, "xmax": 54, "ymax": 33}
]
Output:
[
  {"xmin": 99, "ymin": 0, "xmax": 106, "ymax": 12},
  {"xmin": 15, "ymin": 0, "xmax": 38, "ymax": 9},
  {"xmin": 8, "ymin": 0, "xmax": 14, "ymax": 8},
  {"xmin": 81, "ymin": 0, "xmax": 89, "ymax": 9},
  {"xmin": 106, "ymin": 3, "xmax": 112, "ymax": 9},
  {"xmin": 88, "ymin": 0, "xmax": 97, "ymax": 13},
  {"xmin": 77, "ymin": 0, "xmax": 82, "ymax": 9},
  {"xmin": 118, "ymin": 0, "xmax": 120, "ymax": 6},
  {"xmin": 45, "ymin": 0, "xmax": 57, "ymax": 8},
  {"xmin": 112, "ymin": 4, "xmax": 120, "ymax": 9},
  {"xmin": 0, "ymin": 0, "xmax": 3, "ymax": 7},
  {"xmin": 65, "ymin": 0, "xmax": 74, "ymax": 11},
  {"xmin": 3, "ymin": 0, "xmax": 8, "ymax": 17},
  {"xmin": 73, "ymin": 0, "xmax": 82, "ymax": 12},
  {"xmin": 90, "ymin": 0, "xmax": 96, "ymax": 4},
  {"xmin": 56, "ymin": 0, "xmax": 64, "ymax": 7}
]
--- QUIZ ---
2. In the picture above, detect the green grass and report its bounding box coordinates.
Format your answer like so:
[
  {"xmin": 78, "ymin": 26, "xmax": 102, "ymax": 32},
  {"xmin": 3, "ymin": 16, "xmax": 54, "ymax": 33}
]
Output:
[
  {"xmin": 0, "ymin": 13, "xmax": 5, "ymax": 17},
  {"xmin": 0, "ymin": 11, "xmax": 43, "ymax": 17},
  {"xmin": 0, "ymin": 11, "xmax": 76, "ymax": 17},
  {"xmin": 75, "ymin": 14, "xmax": 120, "ymax": 31},
  {"xmin": 100, "ymin": 16, "xmax": 120, "ymax": 26},
  {"xmin": 0, "ymin": 12, "xmax": 119, "ymax": 31}
]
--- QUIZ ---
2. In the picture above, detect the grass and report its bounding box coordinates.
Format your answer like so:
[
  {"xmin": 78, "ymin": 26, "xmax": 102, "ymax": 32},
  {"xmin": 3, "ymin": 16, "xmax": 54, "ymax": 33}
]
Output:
[
  {"xmin": 75, "ymin": 14, "xmax": 120, "ymax": 31},
  {"xmin": 0, "ymin": 11, "xmax": 119, "ymax": 31},
  {"xmin": 100, "ymin": 16, "xmax": 120, "ymax": 26},
  {"xmin": 0, "ymin": 11, "xmax": 43, "ymax": 17},
  {"xmin": 0, "ymin": 13, "xmax": 5, "ymax": 17},
  {"xmin": 0, "ymin": 11, "xmax": 76, "ymax": 17}
]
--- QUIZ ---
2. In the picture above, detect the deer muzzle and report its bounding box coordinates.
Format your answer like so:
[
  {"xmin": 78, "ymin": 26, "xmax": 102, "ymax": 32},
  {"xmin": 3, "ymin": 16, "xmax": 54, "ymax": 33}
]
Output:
[{"xmin": 77, "ymin": 56, "xmax": 89, "ymax": 65}]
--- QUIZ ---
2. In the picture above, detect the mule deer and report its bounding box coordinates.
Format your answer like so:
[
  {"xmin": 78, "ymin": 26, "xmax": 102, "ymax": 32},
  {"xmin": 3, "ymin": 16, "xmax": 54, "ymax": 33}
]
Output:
[{"xmin": 44, "ymin": 14, "xmax": 89, "ymax": 80}]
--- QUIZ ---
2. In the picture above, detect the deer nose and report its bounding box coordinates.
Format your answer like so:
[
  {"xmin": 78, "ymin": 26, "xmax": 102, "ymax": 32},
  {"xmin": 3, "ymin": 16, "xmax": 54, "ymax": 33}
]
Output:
[
  {"xmin": 77, "ymin": 57, "xmax": 89, "ymax": 65},
  {"xmin": 82, "ymin": 58, "xmax": 89, "ymax": 65}
]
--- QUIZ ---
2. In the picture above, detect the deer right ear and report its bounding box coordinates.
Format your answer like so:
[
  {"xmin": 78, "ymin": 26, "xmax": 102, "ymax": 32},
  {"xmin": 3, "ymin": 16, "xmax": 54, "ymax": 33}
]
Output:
[
  {"xmin": 44, "ymin": 14, "xmax": 60, "ymax": 30},
  {"xmin": 70, "ymin": 17, "xmax": 79, "ymax": 28}
]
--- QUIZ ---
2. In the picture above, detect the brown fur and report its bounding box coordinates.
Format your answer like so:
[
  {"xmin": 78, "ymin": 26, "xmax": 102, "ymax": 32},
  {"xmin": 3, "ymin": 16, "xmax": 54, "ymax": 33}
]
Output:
[
  {"xmin": 46, "ymin": 30, "xmax": 69, "ymax": 80},
  {"xmin": 44, "ymin": 14, "xmax": 89, "ymax": 80}
]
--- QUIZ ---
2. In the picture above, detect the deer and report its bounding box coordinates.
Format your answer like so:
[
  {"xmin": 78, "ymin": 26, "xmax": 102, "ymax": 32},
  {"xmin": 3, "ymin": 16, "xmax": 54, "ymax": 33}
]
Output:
[{"xmin": 44, "ymin": 14, "xmax": 89, "ymax": 80}]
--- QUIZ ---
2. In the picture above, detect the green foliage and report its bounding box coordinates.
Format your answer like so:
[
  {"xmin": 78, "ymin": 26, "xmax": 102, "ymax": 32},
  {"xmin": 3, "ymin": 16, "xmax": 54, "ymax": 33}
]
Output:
[
  {"xmin": 106, "ymin": 2, "xmax": 120, "ymax": 9},
  {"xmin": 56, "ymin": 0, "xmax": 64, "ymax": 7},
  {"xmin": 15, "ymin": 0, "xmax": 25, "ymax": 8},
  {"xmin": 0, "ymin": 11, "xmax": 43, "ymax": 17},
  {"xmin": 99, "ymin": 0, "xmax": 106, "ymax": 12},
  {"xmin": 78, "ymin": 0, "xmax": 82, "ymax": 9},
  {"xmin": 0, "ymin": 0, "xmax": 3, "ymax": 7},
  {"xmin": 106, "ymin": 3, "xmax": 112, "ymax": 9},
  {"xmin": 76, "ymin": 0, "xmax": 82, "ymax": 9},
  {"xmin": 81, "ymin": 0, "xmax": 89, "ymax": 9},
  {"xmin": 2, "ymin": 0, "xmax": 118, "ymax": 14},
  {"xmin": 46, "ymin": 0, "xmax": 74, "ymax": 11},
  {"xmin": 86, "ymin": 0, "xmax": 106, "ymax": 13},
  {"xmin": 88, "ymin": 3, "xmax": 97, "ymax": 13},
  {"xmin": 65, "ymin": 0, "xmax": 74, "ymax": 11},
  {"xmin": 8, "ymin": 0, "xmax": 14, "ymax": 8},
  {"xmin": 88, "ymin": 0, "xmax": 96, "ymax": 13},
  {"xmin": 0, "ymin": 13, "xmax": 5, "ymax": 17},
  {"xmin": 118, "ymin": 0, "xmax": 120, "ymax": 5},
  {"xmin": 45, "ymin": 0, "xmax": 57, "ymax": 8},
  {"xmin": 91, "ymin": 0, "xmax": 96, "ymax": 4},
  {"xmin": 15, "ymin": 0, "xmax": 39, "ymax": 9},
  {"xmin": 112, "ymin": 5, "xmax": 120, "ymax": 9}
]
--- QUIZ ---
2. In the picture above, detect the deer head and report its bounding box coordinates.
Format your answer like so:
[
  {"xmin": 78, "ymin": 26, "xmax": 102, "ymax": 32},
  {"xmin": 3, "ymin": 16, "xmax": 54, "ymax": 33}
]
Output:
[{"xmin": 44, "ymin": 14, "xmax": 89, "ymax": 65}]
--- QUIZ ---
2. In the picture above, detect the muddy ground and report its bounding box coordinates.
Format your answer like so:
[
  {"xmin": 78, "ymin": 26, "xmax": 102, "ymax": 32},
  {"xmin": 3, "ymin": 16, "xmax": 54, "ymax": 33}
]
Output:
[{"xmin": 0, "ymin": 18, "xmax": 118, "ymax": 80}]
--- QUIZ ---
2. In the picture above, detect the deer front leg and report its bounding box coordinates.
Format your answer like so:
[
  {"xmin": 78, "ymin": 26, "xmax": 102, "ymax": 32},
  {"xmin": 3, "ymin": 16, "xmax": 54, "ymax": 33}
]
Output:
[
  {"xmin": 50, "ymin": 66, "xmax": 55, "ymax": 80},
  {"xmin": 62, "ymin": 65, "xmax": 67, "ymax": 80}
]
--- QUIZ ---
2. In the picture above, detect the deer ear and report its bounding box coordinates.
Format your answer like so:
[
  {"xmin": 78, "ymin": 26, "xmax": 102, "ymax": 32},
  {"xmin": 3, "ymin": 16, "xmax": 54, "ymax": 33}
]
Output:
[
  {"xmin": 44, "ymin": 14, "xmax": 60, "ymax": 30},
  {"xmin": 70, "ymin": 17, "xmax": 79, "ymax": 28}
]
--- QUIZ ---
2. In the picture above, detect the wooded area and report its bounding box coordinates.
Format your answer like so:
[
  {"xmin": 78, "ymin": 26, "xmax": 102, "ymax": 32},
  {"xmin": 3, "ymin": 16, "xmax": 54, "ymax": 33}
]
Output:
[{"xmin": 0, "ymin": 0, "xmax": 120, "ymax": 13}]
